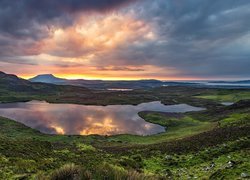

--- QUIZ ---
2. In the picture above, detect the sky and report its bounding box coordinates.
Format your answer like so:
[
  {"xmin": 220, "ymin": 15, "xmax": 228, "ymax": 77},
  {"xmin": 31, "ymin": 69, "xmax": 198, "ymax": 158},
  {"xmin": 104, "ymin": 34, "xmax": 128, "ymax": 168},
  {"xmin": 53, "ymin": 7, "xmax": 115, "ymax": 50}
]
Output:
[{"xmin": 0, "ymin": 0, "xmax": 250, "ymax": 80}]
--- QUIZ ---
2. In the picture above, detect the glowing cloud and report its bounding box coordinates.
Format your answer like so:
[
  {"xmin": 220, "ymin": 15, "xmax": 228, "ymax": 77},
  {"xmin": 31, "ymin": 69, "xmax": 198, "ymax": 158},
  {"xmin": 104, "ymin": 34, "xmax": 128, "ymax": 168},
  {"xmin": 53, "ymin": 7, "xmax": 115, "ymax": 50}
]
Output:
[
  {"xmin": 42, "ymin": 13, "xmax": 155, "ymax": 58},
  {"xmin": 1, "ymin": 0, "xmax": 250, "ymax": 79}
]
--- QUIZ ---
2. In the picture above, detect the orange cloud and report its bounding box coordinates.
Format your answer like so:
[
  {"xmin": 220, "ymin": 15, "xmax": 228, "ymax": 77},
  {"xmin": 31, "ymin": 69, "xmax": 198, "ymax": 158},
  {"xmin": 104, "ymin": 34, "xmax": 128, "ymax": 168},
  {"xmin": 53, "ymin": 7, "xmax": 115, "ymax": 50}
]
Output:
[
  {"xmin": 42, "ymin": 13, "xmax": 155, "ymax": 58},
  {"xmin": 0, "ymin": 12, "xmax": 198, "ymax": 80}
]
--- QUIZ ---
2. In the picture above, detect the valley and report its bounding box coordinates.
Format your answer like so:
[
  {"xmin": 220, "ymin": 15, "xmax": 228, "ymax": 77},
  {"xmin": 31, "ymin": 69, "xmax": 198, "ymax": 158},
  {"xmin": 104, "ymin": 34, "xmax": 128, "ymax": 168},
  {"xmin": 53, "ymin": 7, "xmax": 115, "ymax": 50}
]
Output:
[{"xmin": 0, "ymin": 72, "xmax": 249, "ymax": 179}]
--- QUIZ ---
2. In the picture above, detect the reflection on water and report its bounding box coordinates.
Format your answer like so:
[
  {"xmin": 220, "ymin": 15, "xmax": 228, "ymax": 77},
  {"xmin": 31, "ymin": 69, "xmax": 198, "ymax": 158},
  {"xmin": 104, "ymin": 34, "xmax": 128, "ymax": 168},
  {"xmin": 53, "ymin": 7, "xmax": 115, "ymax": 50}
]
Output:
[
  {"xmin": 107, "ymin": 88, "xmax": 133, "ymax": 91},
  {"xmin": 221, "ymin": 102, "xmax": 234, "ymax": 106},
  {"xmin": 0, "ymin": 101, "xmax": 204, "ymax": 136}
]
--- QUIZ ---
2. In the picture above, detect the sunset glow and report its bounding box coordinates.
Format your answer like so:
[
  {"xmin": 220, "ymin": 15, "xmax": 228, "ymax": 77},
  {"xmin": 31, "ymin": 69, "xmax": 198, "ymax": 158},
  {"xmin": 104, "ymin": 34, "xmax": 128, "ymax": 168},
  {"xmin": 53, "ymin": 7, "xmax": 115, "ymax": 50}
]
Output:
[
  {"xmin": 80, "ymin": 118, "xmax": 118, "ymax": 135},
  {"xmin": 0, "ymin": 0, "xmax": 249, "ymax": 80},
  {"xmin": 51, "ymin": 125, "xmax": 65, "ymax": 135}
]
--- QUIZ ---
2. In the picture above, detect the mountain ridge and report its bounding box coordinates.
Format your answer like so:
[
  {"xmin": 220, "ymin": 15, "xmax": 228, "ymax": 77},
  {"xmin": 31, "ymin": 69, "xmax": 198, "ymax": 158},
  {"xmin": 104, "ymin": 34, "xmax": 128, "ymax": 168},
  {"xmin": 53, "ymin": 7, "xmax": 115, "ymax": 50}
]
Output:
[
  {"xmin": 28, "ymin": 74, "xmax": 164, "ymax": 89},
  {"xmin": 29, "ymin": 74, "xmax": 66, "ymax": 83}
]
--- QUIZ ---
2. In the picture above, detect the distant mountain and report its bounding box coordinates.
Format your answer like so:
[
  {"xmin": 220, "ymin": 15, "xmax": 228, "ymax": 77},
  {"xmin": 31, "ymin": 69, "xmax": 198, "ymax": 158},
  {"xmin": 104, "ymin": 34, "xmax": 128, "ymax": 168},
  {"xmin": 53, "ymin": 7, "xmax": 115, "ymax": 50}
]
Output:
[
  {"xmin": 209, "ymin": 80, "xmax": 250, "ymax": 84},
  {"xmin": 0, "ymin": 71, "xmax": 53, "ymax": 93},
  {"xmin": 0, "ymin": 71, "xmax": 31, "ymax": 91},
  {"xmin": 235, "ymin": 80, "xmax": 250, "ymax": 84},
  {"xmin": 0, "ymin": 71, "xmax": 25, "ymax": 82},
  {"xmin": 29, "ymin": 74, "xmax": 66, "ymax": 83},
  {"xmin": 0, "ymin": 71, "xmax": 91, "ymax": 103},
  {"xmin": 2, "ymin": 71, "xmax": 250, "ymax": 92},
  {"xmin": 29, "ymin": 74, "xmax": 250, "ymax": 89},
  {"xmin": 0, "ymin": 71, "xmax": 89, "ymax": 94},
  {"xmin": 29, "ymin": 74, "xmax": 164, "ymax": 89}
]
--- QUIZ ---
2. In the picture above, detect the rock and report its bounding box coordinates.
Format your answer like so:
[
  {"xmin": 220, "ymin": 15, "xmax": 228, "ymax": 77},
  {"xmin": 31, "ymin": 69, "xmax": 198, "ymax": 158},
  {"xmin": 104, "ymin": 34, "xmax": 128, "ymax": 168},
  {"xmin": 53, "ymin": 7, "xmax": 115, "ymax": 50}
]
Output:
[
  {"xmin": 241, "ymin": 173, "xmax": 249, "ymax": 178},
  {"xmin": 226, "ymin": 160, "xmax": 236, "ymax": 168},
  {"xmin": 204, "ymin": 166, "xmax": 210, "ymax": 171},
  {"xmin": 210, "ymin": 162, "xmax": 215, "ymax": 168},
  {"xmin": 204, "ymin": 162, "xmax": 216, "ymax": 171},
  {"xmin": 165, "ymin": 155, "xmax": 173, "ymax": 160}
]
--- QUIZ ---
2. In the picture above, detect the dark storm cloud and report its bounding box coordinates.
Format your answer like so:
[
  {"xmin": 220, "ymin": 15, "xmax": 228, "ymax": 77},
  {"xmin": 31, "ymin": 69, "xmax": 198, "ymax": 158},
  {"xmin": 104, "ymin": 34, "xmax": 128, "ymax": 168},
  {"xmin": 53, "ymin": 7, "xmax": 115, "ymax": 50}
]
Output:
[
  {"xmin": 0, "ymin": 0, "xmax": 134, "ymax": 39},
  {"xmin": 101, "ymin": 0, "xmax": 250, "ymax": 78},
  {"xmin": 0, "ymin": 0, "xmax": 135, "ymax": 59},
  {"xmin": 0, "ymin": 0, "xmax": 250, "ymax": 79}
]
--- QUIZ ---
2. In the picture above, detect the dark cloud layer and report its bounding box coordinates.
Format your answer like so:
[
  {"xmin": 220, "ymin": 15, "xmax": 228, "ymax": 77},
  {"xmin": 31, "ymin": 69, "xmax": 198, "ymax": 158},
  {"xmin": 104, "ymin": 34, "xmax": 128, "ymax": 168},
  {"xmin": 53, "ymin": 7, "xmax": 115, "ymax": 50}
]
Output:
[
  {"xmin": 0, "ymin": 0, "xmax": 250, "ymax": 79},
  {"xmin": 0, "ymin": 0, "xmax": 134, "ymax": 58},
  {"xmin": 0, "ymin": 0, "xmax": 133, "ymax": 38},
  {"xmin": 106, "ymin": 0, "xmax": 250, "ymax": 78}
]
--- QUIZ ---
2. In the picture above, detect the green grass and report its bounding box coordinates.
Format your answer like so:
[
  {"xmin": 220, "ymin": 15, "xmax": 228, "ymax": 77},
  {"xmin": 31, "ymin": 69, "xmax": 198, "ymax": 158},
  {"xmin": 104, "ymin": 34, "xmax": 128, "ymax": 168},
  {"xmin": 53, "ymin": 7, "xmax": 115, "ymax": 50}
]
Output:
[
  {"xmin": 196, "ymin": 91, "xmax": 250, "ymax": 102},
  {"xmin": 165, "ymin": 138, "xmax": 250, "ymax": 179},
  {"xmin": 0, "ymin": 87, "xmax": 250, "ymax": 179},
  {"xmin": 219, "ymin": 113, "xmax": 250, "ymax": 127},
  {"xmin": 104, "ymin": 111, "xmax": 215, "ymax": 145},
  {"xmin": 0, "ymin": 114, "xmax": 249, "ymax": 179},
  {"xmin": 47, "ymin": 163, "xmax": 159, "ymax": 180}
]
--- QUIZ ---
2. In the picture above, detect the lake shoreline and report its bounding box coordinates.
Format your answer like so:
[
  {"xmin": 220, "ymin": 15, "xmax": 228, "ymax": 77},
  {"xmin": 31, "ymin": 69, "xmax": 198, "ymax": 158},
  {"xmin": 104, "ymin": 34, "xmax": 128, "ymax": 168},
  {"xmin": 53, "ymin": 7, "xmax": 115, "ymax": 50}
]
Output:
[{"xmin": 0, "ymin": 101, "xmax": 205, "ymax": 136}]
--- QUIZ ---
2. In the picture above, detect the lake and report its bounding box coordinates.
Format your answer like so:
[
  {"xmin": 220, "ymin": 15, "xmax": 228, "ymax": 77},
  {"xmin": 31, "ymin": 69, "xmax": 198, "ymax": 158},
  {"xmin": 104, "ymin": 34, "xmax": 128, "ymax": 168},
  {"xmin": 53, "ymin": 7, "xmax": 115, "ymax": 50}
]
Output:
[
  {"xmin": 0, "ymin": 101, "xmax": 204, "ymax": 136},
  {"xmin": 221, "ymin": 102, "xmax": 234, "ymax": 106}
]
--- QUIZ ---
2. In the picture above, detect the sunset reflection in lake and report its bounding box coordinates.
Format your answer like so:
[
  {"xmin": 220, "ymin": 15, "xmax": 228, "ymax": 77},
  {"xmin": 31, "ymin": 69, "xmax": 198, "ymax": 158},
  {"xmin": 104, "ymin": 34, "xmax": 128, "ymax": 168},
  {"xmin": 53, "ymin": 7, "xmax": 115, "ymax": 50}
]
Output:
[{"xmin": 0, "ymin": 101, "xmax": 204, "ymax": 135}]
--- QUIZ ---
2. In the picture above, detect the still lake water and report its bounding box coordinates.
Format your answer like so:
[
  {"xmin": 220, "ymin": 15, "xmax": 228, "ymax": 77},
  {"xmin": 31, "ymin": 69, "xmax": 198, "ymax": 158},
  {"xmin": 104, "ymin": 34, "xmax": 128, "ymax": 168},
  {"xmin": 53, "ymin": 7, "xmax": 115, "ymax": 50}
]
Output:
[
  {"xmin": 0, "ymin": 101, "xmax": 204, "ymax": 136},
  {"xmin": 221, "ymin": 102, "xmax": 234, "ymax": 106}
]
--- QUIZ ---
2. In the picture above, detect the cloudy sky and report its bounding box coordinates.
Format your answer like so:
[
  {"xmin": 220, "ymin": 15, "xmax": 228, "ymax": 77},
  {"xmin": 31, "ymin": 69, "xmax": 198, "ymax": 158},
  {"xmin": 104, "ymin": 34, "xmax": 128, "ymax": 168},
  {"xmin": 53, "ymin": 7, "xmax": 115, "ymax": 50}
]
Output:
[{"xmin": 0, "ymin": 0, "xmax": 250, "ymax": 80}]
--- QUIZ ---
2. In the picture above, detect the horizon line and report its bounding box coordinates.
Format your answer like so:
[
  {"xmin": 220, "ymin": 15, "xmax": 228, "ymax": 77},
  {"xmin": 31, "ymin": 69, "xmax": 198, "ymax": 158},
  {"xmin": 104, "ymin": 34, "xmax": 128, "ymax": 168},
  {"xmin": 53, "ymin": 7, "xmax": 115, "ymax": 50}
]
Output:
[{"xmin": 1, "ymin": 71, "xmax": 250, "ymax": 82}]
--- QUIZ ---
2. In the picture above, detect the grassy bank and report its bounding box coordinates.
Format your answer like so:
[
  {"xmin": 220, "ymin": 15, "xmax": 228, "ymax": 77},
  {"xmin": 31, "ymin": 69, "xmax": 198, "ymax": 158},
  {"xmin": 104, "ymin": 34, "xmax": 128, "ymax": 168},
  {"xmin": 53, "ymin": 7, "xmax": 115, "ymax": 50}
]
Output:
[{"xmin": 195, "ymin": 89, "xmax": 250, "ymax": 102}]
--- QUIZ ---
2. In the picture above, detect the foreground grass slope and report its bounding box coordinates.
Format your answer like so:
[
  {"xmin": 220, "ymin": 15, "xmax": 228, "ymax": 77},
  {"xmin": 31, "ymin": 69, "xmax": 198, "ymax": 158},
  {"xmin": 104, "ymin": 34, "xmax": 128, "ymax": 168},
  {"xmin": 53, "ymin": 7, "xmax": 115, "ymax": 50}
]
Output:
[{"xmin": 0, "ymin": 97, "xmax": 249, "ymax": 179}]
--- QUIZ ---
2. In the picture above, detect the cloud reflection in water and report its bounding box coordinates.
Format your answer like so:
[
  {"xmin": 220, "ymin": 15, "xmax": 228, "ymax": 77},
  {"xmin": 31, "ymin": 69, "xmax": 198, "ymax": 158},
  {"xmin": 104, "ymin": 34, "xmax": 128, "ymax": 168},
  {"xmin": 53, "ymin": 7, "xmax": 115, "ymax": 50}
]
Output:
[{"xmin": 0, "ymin": 101, "xmax": 204, "ymax": 135}]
